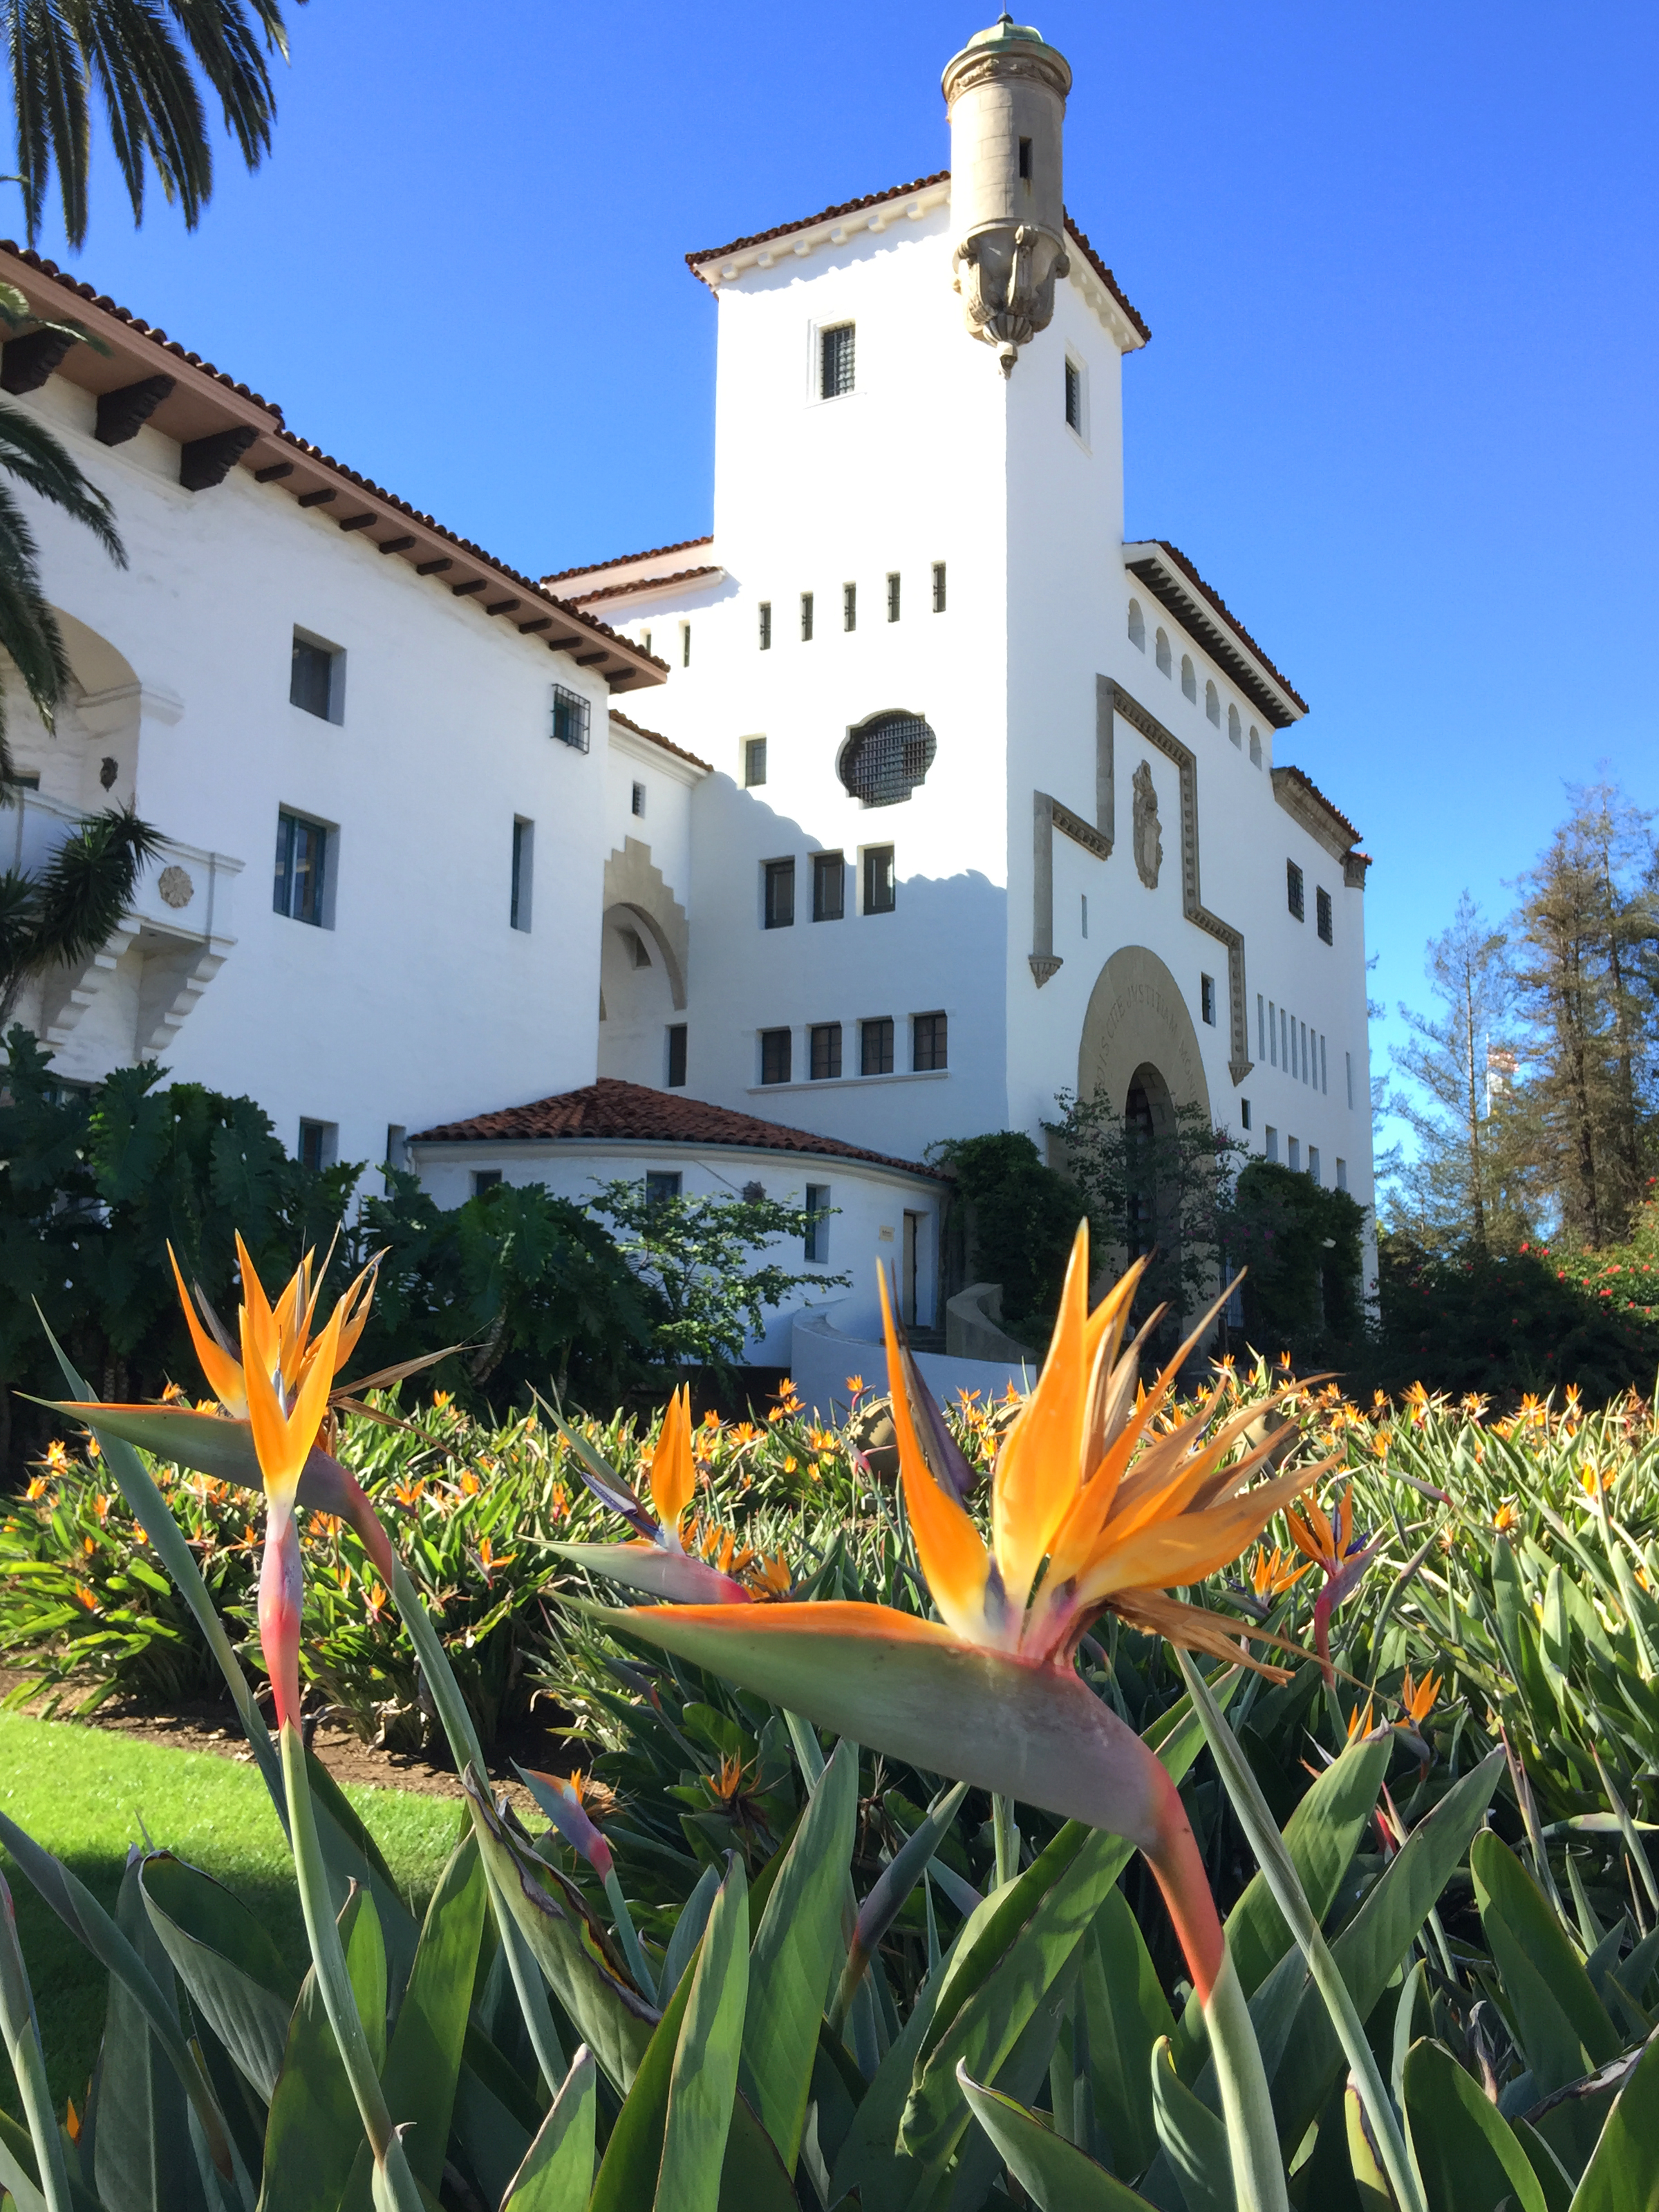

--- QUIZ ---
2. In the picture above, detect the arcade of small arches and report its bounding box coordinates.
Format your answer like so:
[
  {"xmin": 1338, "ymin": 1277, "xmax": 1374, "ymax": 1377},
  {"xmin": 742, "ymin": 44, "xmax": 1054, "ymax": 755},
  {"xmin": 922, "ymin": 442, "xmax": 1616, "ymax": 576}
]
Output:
[{"xmin": 1125, "ymin": 597, "xmax": 1264, "ymax": 768}]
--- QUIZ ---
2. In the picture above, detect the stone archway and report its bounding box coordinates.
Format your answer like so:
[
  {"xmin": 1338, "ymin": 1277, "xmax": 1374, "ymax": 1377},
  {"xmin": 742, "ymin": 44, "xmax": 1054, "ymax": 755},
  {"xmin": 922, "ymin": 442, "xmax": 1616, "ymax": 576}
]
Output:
[
  {"xmin": 601, "ymin": 838, "xmax": 688, "ymax": 1010},
  {"xmin": 1077, "ymin": 944, "xmax": 1211, "ymax": 1123}
]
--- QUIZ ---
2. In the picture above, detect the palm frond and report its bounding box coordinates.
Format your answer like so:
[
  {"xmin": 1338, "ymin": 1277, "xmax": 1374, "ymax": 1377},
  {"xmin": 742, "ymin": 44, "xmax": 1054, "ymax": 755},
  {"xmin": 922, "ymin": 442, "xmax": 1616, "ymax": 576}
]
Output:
[{"xmin": 28, "ymin": 805, "xmax": 164, "ymax": 970}]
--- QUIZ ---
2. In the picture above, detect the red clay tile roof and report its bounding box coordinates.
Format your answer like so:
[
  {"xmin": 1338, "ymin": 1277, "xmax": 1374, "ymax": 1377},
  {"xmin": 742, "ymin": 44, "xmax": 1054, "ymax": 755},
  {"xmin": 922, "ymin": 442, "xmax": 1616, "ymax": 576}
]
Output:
[
  {"xmin": 411, "ymin": 1077, "xmax": 944, "ymax": 1178},
  {"xmin": 568, "ymin": 565, "xmax": 722, "ymax": 606},
  {"xmin": 543, "ymin": 535, "xmax": 714, "ymax": 587},
  {"xmin": 1123, "ymin": 539, "xmax": 1306, "ymax": 725},
  {"xmin": 1273, "ymin": 764, "xmax": 1363, "ymax": 851},
  {"xmin": 609, "ymin": 709, "xmax": 712, "ymax": 774},
  {"xmin": 683, "ymin": 171, "xmax": 1149, "ymax": 343},
  {"xmin": 1148, "ymin": 543, "xmax": 1305, "ymax": 709}
]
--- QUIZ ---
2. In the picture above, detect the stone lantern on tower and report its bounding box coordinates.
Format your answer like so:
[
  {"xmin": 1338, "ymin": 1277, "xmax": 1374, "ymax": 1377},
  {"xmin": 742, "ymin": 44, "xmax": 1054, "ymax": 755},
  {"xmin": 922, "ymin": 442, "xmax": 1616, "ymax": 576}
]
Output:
[{"xmin": 942, "ymin": 13, "xmax": 1071, "ymax": 374}]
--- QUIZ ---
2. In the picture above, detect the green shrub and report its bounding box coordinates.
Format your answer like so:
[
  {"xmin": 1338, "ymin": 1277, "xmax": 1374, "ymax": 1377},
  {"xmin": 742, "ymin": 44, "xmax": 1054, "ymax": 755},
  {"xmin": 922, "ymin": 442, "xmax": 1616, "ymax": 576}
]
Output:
[
  {"xmin": 1228, "ymin": 1156, "xmax": 1369, "ymax": 1357},
  {"xmin": 928, "ymin": 1130, "xmax": 1082, "ymax": 1331}
]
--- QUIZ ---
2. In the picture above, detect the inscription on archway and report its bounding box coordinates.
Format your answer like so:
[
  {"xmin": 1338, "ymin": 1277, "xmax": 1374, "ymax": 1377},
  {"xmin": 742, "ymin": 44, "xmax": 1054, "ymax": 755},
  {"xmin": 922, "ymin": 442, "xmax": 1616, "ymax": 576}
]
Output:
[{"xmin": 1077, "ymin": 944, "xmax": 1212, "ymax": 1124}]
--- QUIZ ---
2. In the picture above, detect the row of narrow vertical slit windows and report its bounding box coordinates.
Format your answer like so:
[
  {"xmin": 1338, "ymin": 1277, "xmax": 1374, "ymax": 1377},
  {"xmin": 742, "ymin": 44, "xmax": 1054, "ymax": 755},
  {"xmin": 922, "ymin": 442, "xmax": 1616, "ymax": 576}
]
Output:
[
  {"xmin": 1127, "ymin": 599, "xmax": 1262, "ymax": 766},
  {"xmin": 759, "ymin": 565, "xmax": 944, "ymax": 647},
  {"xmin": 1256, "ymin": 993, "xmax": 1332, "ymax": 1099}
]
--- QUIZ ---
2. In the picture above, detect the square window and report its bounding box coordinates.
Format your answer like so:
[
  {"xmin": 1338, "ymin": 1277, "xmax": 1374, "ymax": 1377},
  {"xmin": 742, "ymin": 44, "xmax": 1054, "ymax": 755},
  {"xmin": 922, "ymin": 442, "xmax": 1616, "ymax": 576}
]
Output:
[
  {"xmin": 932, "ymin": 561, "xmax": 946, "ymax": 612},
  {"xmin": 887, "ymin": 572, "xmax": 901, "ymax": 622},
  {"xmin": 666, "ymin": 1023, "xmax": 687, "ymax": 1088},
  {"xmin": 472, "ymin": 1168, "xmax": 504, "ymax": 1197},
  {"xmin": 863, "ymin": 844, "xmax": 895, "ymax": 915},
  {"xmin": 1286, "ymin": 859, "xmax": 1305, "ymax": 921},
  {"xmin": 1064, "ymin": 358, "xmax": 1082, "ymax": 433},
  {"xmin": 1200, "ymin": 973, "xmax": 1216, "ymax": 1027},
  {"xmin": 760, "ymin": 1027, "xmax": 792, "ymax": 1085},
  {"xmin": 861, "ymin": 1016, "xmax": 894, "ymax": 1075},
  {"xmin": 804, "ymin": 1182, "xmax": 832, "ymax": 1263},
  {"xmin": 809, "ymin": 1022, "xmax": 843, "ymax": 1080},
  {"xmin": 812, "ymin": 850, "xmax": 845, "ymax": 921},
  {"xmin": 758, "ymin": 600, "xmax": 771, "ymax": 650},
  {"xmin": 510, "ymin": 816, "xmax": 533, "ymax": 931},
  {"xmin": 744, "ymin": 735, "xmax": 767, "ymax": 787},
  {"xmin": 297, "ymin": 1118, "xmax": 335, "ymax": 1170},
  {"xmin": 912, "ymin": 1011, "xmax": 948, "ymax": 1071},
  {"xmin": 631, "ymin": 780, "xmax": 646, "ymax": 818},
  {"xmin": 645, "ymin": 1170, "xmax": 683, "ymax": 1206},
  {"xmin": 800, "ymin": 591, "xmax": 814, "ymax": 641},
  {"xmin": 273, "ymin": 809, "xmax": 329, "ymax": 926},
  {"xmin": 1316, "ymin": 885, "xmax": 1333, "ymax": 944},
  {"xmin": 290, "ymin": 631, "xmax": 340, "ymax": 721},
  {"xmin": 843, "ymin": 581, "xmax": 856, "ymax": 632},
  {"xmin": 551, "ymin": 683, "xmax": 590, "ymax": 752},
  {"xmin": 820, "ymin": 322, "xmax": 855, "ymax": 399},
  {"xmin": 763, "ymin": 858, "xmax": 796, "ymax": 928}
]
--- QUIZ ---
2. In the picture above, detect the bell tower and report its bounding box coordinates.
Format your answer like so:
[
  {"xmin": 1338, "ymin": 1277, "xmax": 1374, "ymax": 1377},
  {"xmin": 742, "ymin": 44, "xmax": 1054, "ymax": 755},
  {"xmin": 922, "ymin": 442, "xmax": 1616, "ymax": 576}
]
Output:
[{"xmin": 942, "ymin": 14, "xmax": 1072, "ymax": 375}]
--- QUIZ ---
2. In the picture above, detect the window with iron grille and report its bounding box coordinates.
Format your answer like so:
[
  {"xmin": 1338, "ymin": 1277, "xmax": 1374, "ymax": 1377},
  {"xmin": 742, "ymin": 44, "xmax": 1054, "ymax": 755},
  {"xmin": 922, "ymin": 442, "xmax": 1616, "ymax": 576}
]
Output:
[
  {"xmin": 863, "ymin": 845, "xmax": 896, "ymax": 915},
  {"xmin": 744, "ymin": 736, "xmax": 767, "ymax": 787},
  {"xmin": 843, "ymin": 582, "xmax": 856, "ymax": 632},
  {"xmin": 861, "ymin": 1017, "xmax": 894, "ymax": 1075},
  {"xmin": 804, "ymin": 1183, "xmax": 832, "ymax": 1263},
  {"xmin": 681, "ymin": 624, "xmax": 691, "ymax": 667},
  {"xmin": 760, "ymin": 1028, "xmax": 792, "ymax": 1085},
  {"xmin": 932, "ymin": 561, "xmax": 946, "ymax": 612},
  {"xmin": 1064, "ymin": 359, "xmax": 1082, "ymax": 433},
  {"xmin": 809, "ymin": 1022, "xmax": 842, "ymax": 1080},
  {"xmin": 666, "ymin": 1024, "xmax": 687, "ymax": 1088},
  {"xmin": 645, "ymin": 1170, "xmax": 682, "ymax": 1206},
  {"xmin": 630, "ymin": 781, "xmax": 646, "ymax": 818},
  {"xmin": 764, "ymin": 858, "xmax": 795, "ymax": 928},
  {"xmin": 840, "ymin": 712, "xmax": 937, "ymax": 807},
  {"xmin": 758, "ymin": 601, "xmax": 771, "ymax": 650},
  {"xmin": 812, "ymin": 850, "xmax": 845, "ymax": 921},
  {"xmin": 1200, "ymin": 973, "xmax": 1215, "ymax": 1027},
  {"xmin": 273, "ymin": 809, "xmax": 328, "ymax": 926},
  {"xmin": 551, "ymin": 684, "xmax": 590, "ymax": 751},
  {"xmin": 1286, "ymin": 860, "xmax": 1304, "ymax": 920},
  {"xmin": 1316, "ymin": 885, "xmax": 1333, "ymax": 944},
  {"xmin": 912, "ymin": 1011, "xmax": 948, "ymax": 1071},
  {"xmin": 887, "ymin": 572, "xmax": 901, "ymax": 622},
  {"xmin": 820, "ymin": 323, "xmax": 855, "ymax": 399},
  {"xmin": 800, "ymin": 591, "xmax": 814, "ymax": 641}
]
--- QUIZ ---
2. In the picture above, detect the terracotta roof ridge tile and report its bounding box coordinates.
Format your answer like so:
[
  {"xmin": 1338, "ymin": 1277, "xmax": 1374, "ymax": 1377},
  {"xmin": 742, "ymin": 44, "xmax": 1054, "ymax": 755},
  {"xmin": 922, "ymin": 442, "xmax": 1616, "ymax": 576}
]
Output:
[
  {"xmin": 608, "ymin": 709, "xmax": 712, "ymax": 772},
  {"xmin": 568, "ymin": 564, "xmax": 722, "ymax": 605},
  {"xmin": 542, "ymin": 534, "xmax": 714, "ymax": 586}
]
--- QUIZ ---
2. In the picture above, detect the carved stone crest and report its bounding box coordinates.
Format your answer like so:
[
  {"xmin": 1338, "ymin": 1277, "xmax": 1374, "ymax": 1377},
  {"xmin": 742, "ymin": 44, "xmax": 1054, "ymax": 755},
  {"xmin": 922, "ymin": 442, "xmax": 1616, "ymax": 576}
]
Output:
[
  {"xmin": 158, "ymin": 864, "xmax": 195, "ymax": 910},
  {"xmin": 1132, "ymin": 762, "xmax": 1162, "ymax": 890}
]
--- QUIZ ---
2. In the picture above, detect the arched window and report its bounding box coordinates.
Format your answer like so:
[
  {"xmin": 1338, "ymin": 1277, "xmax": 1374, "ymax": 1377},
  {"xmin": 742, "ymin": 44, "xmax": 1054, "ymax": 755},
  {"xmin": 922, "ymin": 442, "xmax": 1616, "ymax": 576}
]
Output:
[
  {"xmin": 1206, "ymin": 679, "xmax": 1220, "ymax": 726},
  {"xmin": 1228, "ymin": 703, "xmax": 1241, "ymax": 748},
  {"xmin": 1248, "ymin": 725, "xmax": 1262, "ymax": 768},
  {"xmin": 1181, "ymin": 655, "xmax": 1197, "ymax": 703},
  {"xmin": 1127, "ymin": 598, "xmax": 1145, "ymax": 651},
  {"xmin": 838, "ymin": 709, "xmax": 937, "ymax": 807},
  {"xmin": 1155, "ymin": 628, "xmax": 1172, "ymax": 676}
]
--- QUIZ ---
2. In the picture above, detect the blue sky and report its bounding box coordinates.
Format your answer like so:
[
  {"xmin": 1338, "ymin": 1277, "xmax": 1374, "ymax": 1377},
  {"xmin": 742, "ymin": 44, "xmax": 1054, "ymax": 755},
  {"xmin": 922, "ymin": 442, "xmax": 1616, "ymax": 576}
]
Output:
[{"xmin": 18, "ymin": 1, "xmax": 1658, "ymax": 1134}]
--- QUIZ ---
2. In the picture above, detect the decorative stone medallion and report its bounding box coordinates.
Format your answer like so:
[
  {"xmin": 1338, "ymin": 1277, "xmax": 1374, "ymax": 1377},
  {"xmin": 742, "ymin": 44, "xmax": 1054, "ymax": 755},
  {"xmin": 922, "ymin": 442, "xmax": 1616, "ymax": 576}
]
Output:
[
  {"xmin": 1132, "ymin": 761, "xmax": 1163, "ymax": 890},
  {"xmin": 158, "ymin": 864, "xmax": 195, "ymax": 910}
]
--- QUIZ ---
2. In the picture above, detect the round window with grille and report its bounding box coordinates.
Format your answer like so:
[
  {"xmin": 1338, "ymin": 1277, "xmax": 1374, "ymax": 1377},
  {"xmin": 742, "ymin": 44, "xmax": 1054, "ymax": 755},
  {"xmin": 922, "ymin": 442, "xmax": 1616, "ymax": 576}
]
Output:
[{"xmin": 838, "ymin": 710, "xmax": 937, "ymax": 807}]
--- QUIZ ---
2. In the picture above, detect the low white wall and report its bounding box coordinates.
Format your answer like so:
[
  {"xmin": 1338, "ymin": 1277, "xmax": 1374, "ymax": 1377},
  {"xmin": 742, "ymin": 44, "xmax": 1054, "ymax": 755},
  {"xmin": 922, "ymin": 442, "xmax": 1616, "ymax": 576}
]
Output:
[{"xmin": 790, "ymin": 1297, "xmax": 1035, "ymax": 1425}]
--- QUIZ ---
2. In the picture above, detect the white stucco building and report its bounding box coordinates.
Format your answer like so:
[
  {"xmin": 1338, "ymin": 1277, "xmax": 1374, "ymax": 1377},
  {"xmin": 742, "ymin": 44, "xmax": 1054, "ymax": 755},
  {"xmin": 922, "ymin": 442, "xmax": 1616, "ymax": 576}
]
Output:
[{"xmin": 0, "ymin": 15, "xmax": 1376, "ymax": 1392}]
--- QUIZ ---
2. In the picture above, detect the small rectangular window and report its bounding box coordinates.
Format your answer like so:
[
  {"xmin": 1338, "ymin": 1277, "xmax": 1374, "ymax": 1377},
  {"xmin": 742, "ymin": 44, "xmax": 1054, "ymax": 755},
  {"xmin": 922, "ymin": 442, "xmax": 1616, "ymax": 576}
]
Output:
[
  {"xmin": 1264, "ymin": 1125, "xmax": 1279, "ymax": 1163},
  {"xmin": 763, "ymin": 858, "xmax": 795, "ymax": 928},
  {"xmin": 812, "ymin": 850, "xmax": 845, "ymax": 921},
  {"xmin": 1200, "ymin": 973, "xmax": 1216, "ymax": 1027},
  {"xmin": 1320, "ymin": 1033, "xmax": 1328, "ymax": 1094},
  {"xmin": 1064, "ymin": 359, "xmax": 1082, "ymax": 433},
  {"xmin": 863, "ymin": 844, "xmax": 895, "ymax": 915},
  {"xmin": 1257, "ymin": 993, "xmax": 1265, "ymax": 1060},
  {"xmin": 1309, "ymin": 1145, "xmax": 1321, "ymax": 1185},
  {"xmin": 861, "ymin": 1016, "xmax": 894, "ymax": 1076},
  {"xmin": 843, "ymin": 581, "xmax": 857, "ymax": 632},
  {"xmin": 804, "ymin": 1182, "xmax": 832, "ymax": 1264},
  {"xmin": 760, "ymin": 1027, "xmax": 792, "ymax": 1085},
  {"xmin": 1240, "ymin": 1098, "xmax": 1251, "ymax": 1130},
  {"xmin": 666, "ymin": 1023, "xmax": 687, "ymax": 1088},
  {"xmin": 680, "ymin": 623, "xmax": 691, "ymax": 668},
  {"xmin": 1346, "ymin": 1050, "xmax": 1354, "ymax": 1109},
  {"xmin": 1335, "ymin": 1156, "xmax": 1349, "ymax": 1192},
  {"xmin": 1268, "ymin": 998, "xmax": 1277, "ymax": 1067},
  {"xmin": 551, "ymin": 683, "xmax": 590, "ymax": 751},
  {"xmin": 472, "ymin": 1168, "xmax": 504, "ymax": 1197},
  {"xmin": 1287, "ymin": 1136, "xmax": 1300, "ymax": 1173},
  {"xmin": 758, "ymin": 601, "xmax": 771, "ymax": 650},
  {"xmin": 1316, "ymin": 885, "xmax": 1333, "ymax": 944},
  {"xmin": 645, "ymin": 1170, "xmax": 682, "ymax": 1206},
  {"xmin": 820, "ymin": 322, "xmax": 855, "ymax": 399},
  {"xmin": 641, "ymin": 630, "xmax": 652, "ymax": 656},
  {"xmin": 290, "ymin": 632, "xmax": 339, "ymax": 722},
  {"xmin": 385, "ymin": 1125, "xmax": 407, "ymax": 1169},
  {"xmin": 510, "ymin": 816, "xmax": 534, "ymax": 931},
  {"xmin": 1018, "ymin": 136, "xmax": 1033, "ymax": 180},
  {"xmin": 273, "ymin": 809, "xmax": 328, "ymax": 926},
  {"xmin": 1286, "ymin": 859, "xmax": 1304, "ymax": 921},
  {"xmin": 932, "ymin": 561, "xmax": 946, "ymax": 612},
  {"xmin": 297, "ymin": 1118, "xmax": 336, "ymax": 1170},
  {"xmin": 744, "ymin": 736, "xmax": 767, "ymax": 787},
  {"xmin": 1081, "ymin": 892, "xmax": 1089, "ymax": 938},
  {"xmin": 809, "ymin": 1022, "xmax": 843, "ymax": 1080},
  {"xmin": 912, "ymin": 1011, "xmax": 948, "ymax": 1071},
  {"xmin": 630, "ymin": 780, "xmax": 646, "ymax": 818},
  {"xmin": 887, "ymin": 572, "xmax": 901, "ymax": 622},
  {"xmin": 800, "ymin": 591, "xmax": 814, "ymax": 641}
]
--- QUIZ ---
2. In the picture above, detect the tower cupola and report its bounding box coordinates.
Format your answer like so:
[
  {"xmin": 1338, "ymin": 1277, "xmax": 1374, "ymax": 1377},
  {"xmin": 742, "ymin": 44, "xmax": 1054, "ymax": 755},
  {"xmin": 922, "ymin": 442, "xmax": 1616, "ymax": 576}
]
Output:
[{"xmin": 941, "ymin": 14, "xmax": 1071, "ymax": 374}]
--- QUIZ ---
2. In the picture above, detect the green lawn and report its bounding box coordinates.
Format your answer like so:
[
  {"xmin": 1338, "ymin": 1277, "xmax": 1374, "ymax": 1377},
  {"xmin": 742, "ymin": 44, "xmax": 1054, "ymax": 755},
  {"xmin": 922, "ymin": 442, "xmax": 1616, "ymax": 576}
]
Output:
[{"xmin": 0, "ymin": 1714, "xmax": 466, "ymax": 2122}]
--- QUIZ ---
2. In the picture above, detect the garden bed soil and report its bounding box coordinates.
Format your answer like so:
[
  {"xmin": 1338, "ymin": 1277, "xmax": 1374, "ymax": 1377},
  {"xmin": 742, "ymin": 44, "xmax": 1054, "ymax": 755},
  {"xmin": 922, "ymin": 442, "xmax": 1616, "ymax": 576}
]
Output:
[{"xmin": 0, "ymin": 1668, "xmax": 570, "ymax": 1812}]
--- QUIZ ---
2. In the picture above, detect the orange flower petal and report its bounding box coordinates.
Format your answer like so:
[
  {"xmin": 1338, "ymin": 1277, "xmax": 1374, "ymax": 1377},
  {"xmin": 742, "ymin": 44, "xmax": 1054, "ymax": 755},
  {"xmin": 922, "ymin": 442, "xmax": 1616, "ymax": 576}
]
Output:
[
  {"xmin": 992, "ymin": 1221, "xmax": 1091, "ymax": 1611},
  {"xmin": 648, "ymin": 1384, "xmax": 695, "ymax": 1530},
  {"xmin": 167, "ymin": 1245, "xmax": 247, "ymax": 1417}
]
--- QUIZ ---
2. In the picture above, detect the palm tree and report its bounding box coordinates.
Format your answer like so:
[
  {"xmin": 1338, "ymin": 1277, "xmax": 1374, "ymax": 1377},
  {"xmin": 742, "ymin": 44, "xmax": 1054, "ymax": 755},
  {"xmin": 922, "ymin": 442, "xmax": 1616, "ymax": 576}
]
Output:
[{"xmin": 0, "ymin": 805, "xmax": 164, "ymax": 1028}]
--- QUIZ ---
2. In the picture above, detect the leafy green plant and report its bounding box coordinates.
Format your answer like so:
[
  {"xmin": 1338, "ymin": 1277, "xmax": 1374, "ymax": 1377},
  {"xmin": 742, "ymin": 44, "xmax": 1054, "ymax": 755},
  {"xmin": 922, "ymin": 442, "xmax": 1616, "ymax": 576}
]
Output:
[{"xmin": 928, "ymin": 1130, "xmax": 1082, "ymax": 1337}]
